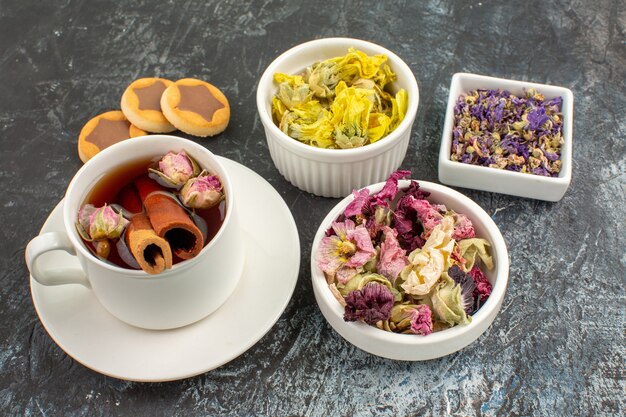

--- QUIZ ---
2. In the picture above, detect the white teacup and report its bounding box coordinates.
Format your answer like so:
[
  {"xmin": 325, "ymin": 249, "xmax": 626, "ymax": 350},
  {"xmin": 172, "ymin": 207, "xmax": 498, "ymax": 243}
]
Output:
[{"xmin": 25, "ymin": 135, "xmax": 244, "ymax": 330}]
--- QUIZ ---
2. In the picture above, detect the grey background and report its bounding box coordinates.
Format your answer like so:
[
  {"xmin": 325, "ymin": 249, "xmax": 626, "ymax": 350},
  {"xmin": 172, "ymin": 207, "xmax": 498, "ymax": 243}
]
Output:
[{"xmin": 1, "ymin": 0, "xmax": 624, "ymax": 416}]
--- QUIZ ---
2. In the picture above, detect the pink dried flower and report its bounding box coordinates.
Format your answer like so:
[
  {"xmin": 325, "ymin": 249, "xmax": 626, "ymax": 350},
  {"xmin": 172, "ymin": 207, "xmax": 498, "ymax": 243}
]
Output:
[
  {"xmin": 394, "ymin": 196, "xmax": 443, "ymax": 250},
  {"xmin": 344, "ymin": 188, "xmax": 371, "ymax": 218},
  {"xmin": 180, "ymin": 174, "xmax": 223, "ymax": 209},
  {"xmin": 409, "ymin": 305, "xmax": 433, "ymax": 335},
  {"xmin": 79, "ymin": 204, "xmax": 128, "ymax": 241},
  {"xmin": 469, "ymin": 265, "xmax": 492, "ymax": 302},
  {"xmin": 390, "ymin": 304, "xmax": 433, "ymax": 335},
  {"xmin": 318, "ymin": 219, "xmax": 376, "ymax": 284},
  {"xmin": 152, "ymin": 151, "xmax": 198, "ymax": 187},
  {"xmin": 411, "ymin": 198, "xmax": 444, "ymax": 235},
  {"xmin": 451, "ymin": 213, "xmax": 476, "ymax": 240},
  {"xmin": 370, "ymin": 170, "xmax": 411, "ymax": 207},
  {"xmin": 398, "ymin": 197, "xmax": 476, "ymax": 241},
  {"xmin": 343, "ymin": 170, "xmax": 411, "ymax": 219},
  {"xmin": 376, "ymin": 226, "xmax": 408, "ymax": 283}
]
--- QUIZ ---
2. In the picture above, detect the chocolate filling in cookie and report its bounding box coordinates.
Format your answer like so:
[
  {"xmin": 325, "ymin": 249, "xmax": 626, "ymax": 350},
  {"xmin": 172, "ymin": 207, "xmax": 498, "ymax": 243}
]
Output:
[
  {"xmin": 86, "ymin": 118, "xmax": 131, "ymax": 149},
  {"xmin": 177, "ymin": 85, "xmax": 225, "ymax": 123},
  {"xmin": 135, "ymin": 81, "xmax": 167, "ymax": 111}
]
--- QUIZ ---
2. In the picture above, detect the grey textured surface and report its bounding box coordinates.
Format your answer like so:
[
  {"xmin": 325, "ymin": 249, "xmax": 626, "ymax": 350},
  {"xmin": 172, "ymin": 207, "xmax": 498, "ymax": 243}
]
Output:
[{"xmin": 1, "ymin": 0, "xmax": 625, "ymax": 415}]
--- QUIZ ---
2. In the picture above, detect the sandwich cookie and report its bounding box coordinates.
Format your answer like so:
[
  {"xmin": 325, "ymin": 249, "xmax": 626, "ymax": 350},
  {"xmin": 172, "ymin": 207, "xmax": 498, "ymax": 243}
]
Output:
[
  {"xmin": 160, "ymin": 78, "xmax": 230, "ymax": 137},
  {"xmin": 78, "ymin": 111, "xmax": 146, "ymax": 163},
  {"xmin": 121, "ymin": 78, "xmax": 175, "ymax": 133}
]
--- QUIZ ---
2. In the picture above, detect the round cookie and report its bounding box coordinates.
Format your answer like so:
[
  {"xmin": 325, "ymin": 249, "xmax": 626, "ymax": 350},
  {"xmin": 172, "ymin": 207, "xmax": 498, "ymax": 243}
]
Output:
[
  {"xmin": 121, "ymin": 78, "xmax": 176, "ymax": 133},
  {"xmin": 160, "ymin": 78, "xmax": 230, "ymax": 137},
  {"xmin": 78, "ymin": 111, "xmax": 147, "ymax": 163}
]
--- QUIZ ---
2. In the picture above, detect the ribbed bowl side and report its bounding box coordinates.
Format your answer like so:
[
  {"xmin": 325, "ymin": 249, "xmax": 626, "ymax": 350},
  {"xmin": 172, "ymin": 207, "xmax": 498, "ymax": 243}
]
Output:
[{"xmin": 265, "ymin": 128, "xmax": 411, "ymax": 198}]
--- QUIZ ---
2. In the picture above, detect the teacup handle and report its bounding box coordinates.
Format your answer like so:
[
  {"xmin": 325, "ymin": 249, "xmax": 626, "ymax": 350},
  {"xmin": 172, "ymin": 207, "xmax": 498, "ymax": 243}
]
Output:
[{"xmin": 25, "ymin": 231, "xmax": 91, "ymax": 288}]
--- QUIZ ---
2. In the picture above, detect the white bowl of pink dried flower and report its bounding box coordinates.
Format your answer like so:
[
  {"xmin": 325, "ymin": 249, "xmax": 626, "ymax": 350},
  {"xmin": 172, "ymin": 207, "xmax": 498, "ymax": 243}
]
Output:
[{"xmin": 310, "ymin": 172, "xmax": 509, "ymax": 360}]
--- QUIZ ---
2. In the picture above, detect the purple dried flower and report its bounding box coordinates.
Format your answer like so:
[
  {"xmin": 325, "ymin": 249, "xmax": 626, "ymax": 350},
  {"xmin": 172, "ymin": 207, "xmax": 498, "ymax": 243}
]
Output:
[
  {"xmin": 478, "ymin": 156, "xmax": 494, "ymax": 166},
  {"xmin": 393, "ymin": 197, "xmax": 426, "ymax": 252},
  {"xmin": 447, "ymin": 265, "xmax": 476, "ymax": 314},
  {"xmin": 499, "ymin": 137, "xmax": 516, "ymax": 154},
  {"xmin": 544, "ymin": 96, "xmax": 563, "ymax": 111},
  {"xmin": 493, "ymin": 99, "xmax": 505, "ymax": 122},
  {"xmin": 531, "ymin": 166, "xmax": 550, "ymax": 176},
  {"xmin": 450, "ymin": 88, "xmax": 563, "ymax": 177},
  {"xmin": 541, "ymin": 145, "xmax": 560, "ymax": 162},
  {"xmin": 344, "ymin": 283, "xmax": 394, "ymax": 325},
  {"xmin": 527, "ymin": 107, "xmax": 549, "ymax": 130}
]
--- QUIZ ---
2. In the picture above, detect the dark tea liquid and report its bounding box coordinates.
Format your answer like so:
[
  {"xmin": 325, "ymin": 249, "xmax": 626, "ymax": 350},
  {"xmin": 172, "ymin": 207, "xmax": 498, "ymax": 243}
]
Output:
[{"xmin": 83, "ymin": 156, "xmax": 226, "ymax": 268}]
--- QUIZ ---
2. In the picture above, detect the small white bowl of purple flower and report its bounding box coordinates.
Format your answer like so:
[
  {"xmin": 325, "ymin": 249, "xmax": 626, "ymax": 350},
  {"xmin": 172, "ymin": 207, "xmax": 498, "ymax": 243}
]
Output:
[
  {"xmin": 438, "ymin": 73, "xmax": 573, "ymax": 201},
  {"xmin": 311, "ymin": 171, "xmax": 509, "ymax": 360}
]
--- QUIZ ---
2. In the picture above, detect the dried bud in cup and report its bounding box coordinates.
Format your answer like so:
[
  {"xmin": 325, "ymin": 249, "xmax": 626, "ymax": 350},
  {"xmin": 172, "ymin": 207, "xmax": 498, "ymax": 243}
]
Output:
[
  {"xmin": 149, "ymin": 151, "xmax": 201, "ymax": 188},
  {"xmin": 77, "ymin": 204, "xmax": 129, "ymax": 241},
  {"xmin": 77, "ymin": 204, "xmax": 97, "ymax": 239},
  {"xmin": 180, "ymin": 173, "xmax": 224, "ymax": 209},
  {"xmin": 76, "ymin": 204, "xmax": 128, "ymax": 261},
  {"xmin": 93, "ymin": 239, "xmax": 111, "ymax": 259},
  {"xmin": 88, "ymin": 204, "xmax": 129, "ymax": 240}
]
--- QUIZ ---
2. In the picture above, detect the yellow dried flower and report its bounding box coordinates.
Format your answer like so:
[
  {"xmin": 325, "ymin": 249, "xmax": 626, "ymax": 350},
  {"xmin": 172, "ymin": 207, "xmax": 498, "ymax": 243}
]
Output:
[{"xmin": 272, "ymin": 48, "xmax": 408, "ymax": 149}]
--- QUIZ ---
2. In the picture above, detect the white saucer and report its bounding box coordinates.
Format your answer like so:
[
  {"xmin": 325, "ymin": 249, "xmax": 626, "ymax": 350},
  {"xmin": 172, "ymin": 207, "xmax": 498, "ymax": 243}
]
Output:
[{"xmin": 30, "ymin": 156, "xmax": 300, "ymax": 382}]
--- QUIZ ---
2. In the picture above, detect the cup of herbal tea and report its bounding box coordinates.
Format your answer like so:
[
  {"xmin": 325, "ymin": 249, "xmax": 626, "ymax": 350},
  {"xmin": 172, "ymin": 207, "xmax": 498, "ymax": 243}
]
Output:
[{"xmin": 25, "ymin": 135, "xmax": 244, "ymax": 330}]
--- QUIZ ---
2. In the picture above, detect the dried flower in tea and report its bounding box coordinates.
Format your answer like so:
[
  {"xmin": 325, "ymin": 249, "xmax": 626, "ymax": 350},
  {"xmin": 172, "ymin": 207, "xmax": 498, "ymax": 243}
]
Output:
[
  {"xmin": 180, "ymin": 173, "xmax": 224, "ymax": 209},
  {"xmin": 76, "ymin": 150, "xmax": 225, "ymax": 274}
]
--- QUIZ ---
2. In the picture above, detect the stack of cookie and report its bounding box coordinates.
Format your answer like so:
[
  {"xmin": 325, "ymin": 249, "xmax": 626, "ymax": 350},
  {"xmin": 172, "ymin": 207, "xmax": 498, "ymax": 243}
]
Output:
[{"xmin": 78, "ymin": 78, "xmax": 230, "ymax": 163}]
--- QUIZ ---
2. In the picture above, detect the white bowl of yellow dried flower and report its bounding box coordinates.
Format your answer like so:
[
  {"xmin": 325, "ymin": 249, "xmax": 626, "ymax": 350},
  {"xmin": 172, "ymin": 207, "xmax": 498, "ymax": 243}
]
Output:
[
  {"xmin": 310, "ymin": 172, "xmax": 509, "ymax": 360},
  {"xmin": 256, "ymin": 38, "xmax": 419, "ymax": 197}
]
